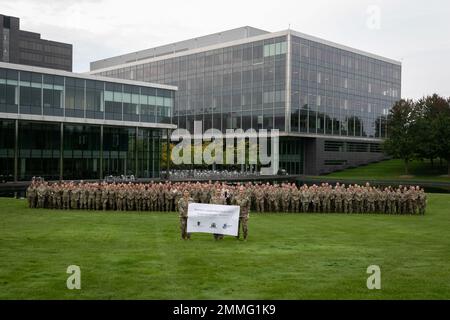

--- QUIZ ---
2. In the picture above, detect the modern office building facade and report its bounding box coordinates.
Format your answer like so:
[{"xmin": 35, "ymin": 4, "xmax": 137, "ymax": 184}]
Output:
[
  {"xmin": 0, "ymin": 62, "xmax": 176, "ymax": 182},
  {"xmin": 0, "ymin": 14, "xmax": 73, "ymax": 71},
  {"xmin": 90, "ymin": 27, "xmax": 402, "ymax": 175}
]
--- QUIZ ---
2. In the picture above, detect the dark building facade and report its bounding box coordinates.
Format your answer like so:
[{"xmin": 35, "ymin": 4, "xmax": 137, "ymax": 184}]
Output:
[
  {"xmin": 0, "ymin": 62, "xmax": 176, "ymax": 182},
  {"xmin": 0, "ymin": 14, "xmax": 72, "ymax": 71},
  {"xmin": 90, "ymin": 27, "xmax": 402, "ymax": 175}
]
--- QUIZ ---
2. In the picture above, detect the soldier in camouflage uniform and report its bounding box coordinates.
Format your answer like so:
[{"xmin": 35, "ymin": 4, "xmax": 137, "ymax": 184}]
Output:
[
  {"xmin": 322, "ymin": 184, "xmax": 331, "ymax": 213},
  {"xmin": 210, "ymin": 188, "xmax": 226, "ymax": 240},
  {"xmin": 334, "ymin": 185, "xmax": 343, "ymax": 213},
  {"xmin": 108, "ymin": 187, "xmax": 116, "ymax": 211},
  {"xmin": 268, "ymin": 185, "xmax": 279, "ymax": 212},
  {"xmin": 117, "ymin": 187, "xmax": 125, "ymax": 211},
  {"xmin": 36, "ymin": 182, "xmax": 47, "ymax": 208},
  {"xmin": 101, "ymin": 186, "xmax": 109, "ymax": 211},
  {"xmin": 150, "ymin": 186, "xmax": 158, "ymax": 211},
  {"xmin": 62, "ymin": 185, "xmax": 70, "ymax": 210},
  {"xmin": 95, "ymin": 186, "xmax": 102, "ymax": 211},
  {"xmin": 235, "ymin": 185, "xmax": 250, "ymax": 240},
  {"xmin": 255, "ymin": 187, "xmax": 265, "ymax": 213},
  {"xmin": 26, "ymin": 182, "xmax": 37, "ymax": 208},
  {"xmin": 291, "ymin": 185, "xmax": 300, "ymax": 212},
  {"xmin": 281, "ymin": 184, "xmax": 290, "ymax": 213},
  {"xmin": 178, "ymin": 190, "xmax": 193, "ymax": 240},
  {"xmin": 311, "ymin": 185, "xmax": 320, "ymax": 213},
  {"xmin": 300, "ymin": 185, "xmax": 310, "ymax": 213},
  {"xmin": 344, "ymin": 186, "xmax": 353, "ymax": 214},
  {"xmin": 418, "ymin": 187, "xmax": 426, "ymax": 215},
  {"xmin": 71, "ymin": 186, "xmax": 80, "ymax": 209}
]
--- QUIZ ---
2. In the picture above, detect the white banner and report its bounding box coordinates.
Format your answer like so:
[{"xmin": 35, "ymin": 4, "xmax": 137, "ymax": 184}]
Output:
[{"xmin": 187, "ymin": 203, "xmax": 240, "ymax": 236}]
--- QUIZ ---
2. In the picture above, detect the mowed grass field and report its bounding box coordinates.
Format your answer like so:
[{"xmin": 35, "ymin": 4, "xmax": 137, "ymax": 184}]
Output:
[
  {"xmin": 326, "ymin": 159, "xmax": 450, "ymax": 182},
  {"xmin": 0, "ymin": 195, "xmax": 449, "ymax": 300}
]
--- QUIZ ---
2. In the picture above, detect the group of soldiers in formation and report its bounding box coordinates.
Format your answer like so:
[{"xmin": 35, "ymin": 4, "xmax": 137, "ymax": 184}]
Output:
[
  {"xmin": 26, "ymin": 180, "xmax": 427, "ymax": 215},
  {"xmin": 26, "ymin": 180, "xmax": 427, "ymax": 240}
]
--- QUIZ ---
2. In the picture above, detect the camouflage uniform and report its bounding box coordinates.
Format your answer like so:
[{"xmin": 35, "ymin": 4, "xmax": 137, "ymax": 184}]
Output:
[
  {"xmin": 101, "ymin": 188, "xmax": 109, "ymax": 211},
  {"xmin": 37, "ymin": 184, "xmax": 47, "ymax": 208},
  {"xmin": 291, "ymin": 187, "xmax": 300, "ymax": 212},
  {"xmin": 26, "ymin": 185, "xmax": 37, "ymax": 208},
  {"xmin": 255, "ymin": 188, "xmax": 265, "ymax": 213},
  {"xmin": 71, "ymin": 187, "xmax": 80, "ymax": 209},
  {"xmin": 281, "ymin": 187, "xmax": 290, "ymax": 213},
  {"xmin": 108, "ymin": 188, "xmax": 116, "ymax": 211},
  {"xmin": 235, "ymin": 192, "xmax": 250, "ymax": 240},
  {"xmin": 301, "ymin": 188, "xmax": 310, "ymax": 213},
  {"xmin": 178, "ymin": 196, "xmax": 193, "ymax": 240},
  {"xmin": 210, "ymin": 191, "xmax": 226, "ymax": 240}
]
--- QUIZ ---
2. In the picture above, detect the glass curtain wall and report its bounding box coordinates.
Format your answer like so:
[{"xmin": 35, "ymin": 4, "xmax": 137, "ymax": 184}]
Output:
[
  {"xmin": 1, "ymin": 67, "xmax": 173, "ymax": 125},
  {"xmin": 290, "ymin": 35, "xmax": 401, "ymax": 139},
  {"xmin": 18, "ymin": 121, "xmax": 60, "ymax": 181},
  {"xmin": 0, "ymin": 68, "xmax": 19, "ymax": 113},
  {"xmin": 98, "ymin": 36, "xmax": 288, "ymax": 133},
  {"xmin": 63, "ymin": 124, "xmax": 101, "ymax": 180},
  {"xmin": 0, "ymin": 120, "xmax": 15, "ymax": 181}
]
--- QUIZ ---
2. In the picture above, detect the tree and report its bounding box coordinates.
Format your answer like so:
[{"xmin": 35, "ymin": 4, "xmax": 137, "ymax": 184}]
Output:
[
  {"xmin": 431, "ymin": 96, "xmax": 450, "ymax": 175},
  {"xmin": 413, "ymin": 94, "xmax": 449, "ymax": 166},
  {"xmin": 383, "ymin": 99, "xmax": 416, "ymax": 175}
]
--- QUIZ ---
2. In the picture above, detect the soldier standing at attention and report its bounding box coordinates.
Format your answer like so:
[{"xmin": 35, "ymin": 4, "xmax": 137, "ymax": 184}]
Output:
[
  {"xmin": 255, "ymin": 187, "xmax": 265, "ymax": 213},
  {"xmin": 281, "ymin": 184, "xmax": 291, "ymax": 213},
  {"xmin": 291, "ymin": 185, "xmax": 300, "ymax": 213},
  {"xmin": 235, "ymin": 186, "xmax": 250, "ymax": 240},
  {"xmin": 26, "ymin": 181, "xmax": 37, "ymax": 208},
  {"xmin": 418, "ymin": 187, "xmax": 427, "ymax": 215},
  {"xmin": 210, "ymin": 188, "xmax": 226, "ymax": 240},
  {"xmin": 101, "ymin": 186, "xmax": 109, "ymax": 211},
  {"xmin": 71, "ymin": 185, "xmax": 80, "ymax": 210},
  {"xmin": 62, "ymin": 184, "xmax": 70, "ymax": 210},
  {"xmin": 178, "ymin": 190, "xmax": 193, "ymax": 240},
  {"xmin": 36, "ymin": 182, "xmax": 47, "ymax": 208}
]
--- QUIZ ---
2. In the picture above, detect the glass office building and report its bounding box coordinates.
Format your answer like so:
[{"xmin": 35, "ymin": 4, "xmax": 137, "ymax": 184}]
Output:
[
  {"xmin": 90, "ymin": 27, "xmax": 401, "ymax": 175},
  {"xmin": 0, "ymin": 62, "xmax": 176, "ymax": 182}
]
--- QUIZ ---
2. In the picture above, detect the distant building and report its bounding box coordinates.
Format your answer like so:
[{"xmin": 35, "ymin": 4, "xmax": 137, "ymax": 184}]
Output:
[
  {"xmin": 0, "ymin": 14, "xmax": 72, "ymax": 71},
  {"xmin": 90, "ymin": 26, "xmax": 402, "ymax": 175}
]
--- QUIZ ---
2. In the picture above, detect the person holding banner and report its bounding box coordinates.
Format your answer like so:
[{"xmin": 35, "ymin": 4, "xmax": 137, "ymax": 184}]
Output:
[
  {"xmin": 235, "ymin": 186, "xmax": 251, "ymax": 240},
  {"xmin": 178, "ymin": 190, "xmax": 193, "ymax": 240},
  {"xmin": 210, "ymin": 189, "xmax": 226, "ymax": 240}
]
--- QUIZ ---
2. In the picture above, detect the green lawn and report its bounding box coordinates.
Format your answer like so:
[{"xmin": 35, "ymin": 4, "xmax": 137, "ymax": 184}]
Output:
[
  {"xmin": 0, "ymin": 195, "xmax": 449, "ymax": 299},
  {"xmin": 325, "ymin": 159, "xmax": 450, "ymax": 182}
]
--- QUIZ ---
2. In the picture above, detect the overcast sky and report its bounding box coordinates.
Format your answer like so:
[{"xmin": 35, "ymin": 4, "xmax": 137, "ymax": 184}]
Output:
[{"xmin": 2, "ymin": 0, "xmax": 449, "ymax": 99}]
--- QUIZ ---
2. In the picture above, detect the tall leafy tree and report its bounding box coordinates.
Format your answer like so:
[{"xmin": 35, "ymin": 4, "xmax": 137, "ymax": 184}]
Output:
[
  {"xmin": 383, "ymin": 99, "xmax": 416, "ymax": 175},
  {"xmin": 413, "ymin": 94, "xmax": 449, "ymax": 166},
  {"xmin": 432, "ymin": 97, "xmax": 450, "ymax": 175}
]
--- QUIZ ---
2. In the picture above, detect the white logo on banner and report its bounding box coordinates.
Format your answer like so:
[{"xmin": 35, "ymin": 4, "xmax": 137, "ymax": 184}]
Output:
[{"xmin": 187, "ymin": 203, "xmax": 240, "ymax": 236}]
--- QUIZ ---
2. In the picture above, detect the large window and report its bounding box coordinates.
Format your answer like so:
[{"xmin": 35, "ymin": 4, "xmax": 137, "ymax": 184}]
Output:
[
  {"xmin": 140, "ymin": 87, "xmax": 156, "ymax": 123},
  {"xmin": 105, "ymin": 83, "xmax": 123, "ymax": 121},
  {"xmin": 63, "ymin": 124, "xmax": 101, "ymax": 179},
  {"xmin": 103, "ymin": 126, "xmax": 135, "ymax": 176},
  {"xmin": 123, "ymin": 85, "xmax": 139, "ymax": 122},
  {"xmin": 19, "ymin": 71, "xmax": 42, "ymax": 115},
  {"xmin": 65, "ymin": 77, "xmax": 85, "ymax": 118},
  {"xmin": 18, "ymin": 121, "xmax": 60, "ymax": 181},
  {"xmin": 0, "ymin": 68, "xmax": 19, "ymax": 113},
  {"xmin": 86, "ymin": 80, "xmax": 104, "ymax": 119},
  {"xmin": 43, "ymin": 74, "xmax": 64, "ymax": 116},
  {"xmin": 0, "ymin": 120, "xmax": 15, "ymax": 181}
]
